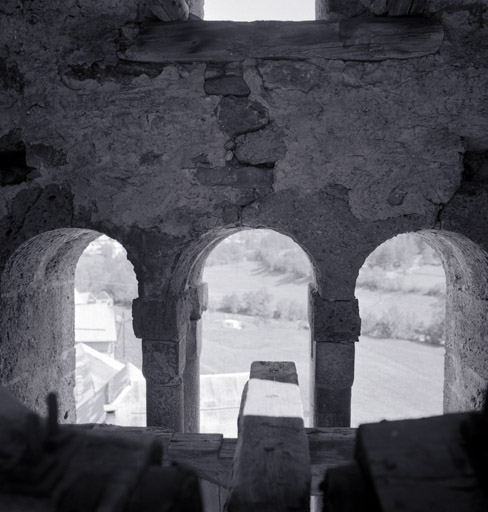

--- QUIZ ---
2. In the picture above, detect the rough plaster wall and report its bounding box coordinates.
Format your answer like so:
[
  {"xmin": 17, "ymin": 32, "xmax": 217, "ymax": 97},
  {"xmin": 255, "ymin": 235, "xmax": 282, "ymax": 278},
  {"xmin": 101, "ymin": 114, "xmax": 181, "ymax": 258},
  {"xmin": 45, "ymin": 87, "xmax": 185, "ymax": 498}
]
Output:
[
  {"xmin": 420, "ymin": 230, "xmax": 488, "ymax": 412},
  {"xmin": 0, "ymin": 1, "xmax": 487, "ymax": 425}
]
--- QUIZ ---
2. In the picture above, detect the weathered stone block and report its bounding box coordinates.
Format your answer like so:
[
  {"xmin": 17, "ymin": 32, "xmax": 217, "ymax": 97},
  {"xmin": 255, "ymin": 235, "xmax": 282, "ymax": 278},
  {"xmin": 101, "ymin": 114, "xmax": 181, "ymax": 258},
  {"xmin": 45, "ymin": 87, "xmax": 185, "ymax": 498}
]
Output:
[
  {"xmin": 314, "ymin": 387, "xmax": 351, "ymax": 427},
  {"xmin": 132, "ymin": 296, "xmax": 192, "ymax": 341},
  {"xmin": 193, "ymin": 165, "xmax": 274, "ymax": 188},
  {"xmin": 142, "ymin": 339, "xmax": 186, "ymax": 384},
  {"xmin": 309, "ymin": 286, "xmax": 361, "ymax": 341},
  {"xmin": 184, "ymin": 320, "xmax": 201, "ymax": 433},
  {"xmin": 189, "ymin": 282, "xmax": 208, "ymax": 320},
  {"xmin": 234, "ymin": 125, "xmax": 286, "ymax": 166},
  {"xmin": 204, "ymin": 76, "xmax": 250, "ymax": 96},
  {"xmin": 145, "ymin": 377, "xmax": 184, "ymax": 429},
  {"xmin": 314, "ymin": 341, "xmax": 355, "ymax": 388},
  {"xmin": 27, "ymin": 143, "xmax": 67, "ymax": 168},
  {"xmin": 217, "ymin": 96, "xmax": 269, "ymax": 137}
]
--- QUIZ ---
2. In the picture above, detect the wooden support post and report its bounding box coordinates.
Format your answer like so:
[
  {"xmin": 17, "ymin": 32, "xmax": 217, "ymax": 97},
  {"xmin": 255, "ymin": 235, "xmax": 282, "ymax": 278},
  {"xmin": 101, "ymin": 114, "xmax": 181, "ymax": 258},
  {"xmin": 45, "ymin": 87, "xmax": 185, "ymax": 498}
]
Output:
[
  {"xmin": 120, "ymin": 18, "xmax": 443, "ymax": 64},
  {"xmin": 225, "ymin": 361, "xmax": 311, "ymax": 512}
]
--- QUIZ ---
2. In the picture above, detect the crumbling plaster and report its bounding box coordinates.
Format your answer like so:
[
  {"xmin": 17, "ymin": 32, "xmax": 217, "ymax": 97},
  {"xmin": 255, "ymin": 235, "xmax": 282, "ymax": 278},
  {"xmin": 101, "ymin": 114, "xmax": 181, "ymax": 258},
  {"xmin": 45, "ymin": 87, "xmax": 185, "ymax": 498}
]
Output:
[{"xmin": 1, "ymin": 0, "xmax": 488, "ymax": 429}]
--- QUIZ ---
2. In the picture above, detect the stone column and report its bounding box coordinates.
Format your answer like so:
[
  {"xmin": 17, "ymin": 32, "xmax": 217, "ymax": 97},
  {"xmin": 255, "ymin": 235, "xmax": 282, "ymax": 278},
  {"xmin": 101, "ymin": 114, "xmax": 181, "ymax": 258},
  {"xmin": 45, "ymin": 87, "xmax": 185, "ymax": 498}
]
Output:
[
  {"xmin": 309, "ymin": 285, "xmax": 360, "ymax": 427},
  {"xmin": 133, "ymin": 295, "xmax": 192, "ymax": 430},
  {"xmin": 183, "ymin": 283, "xmax": 208, "ymax": 433}
]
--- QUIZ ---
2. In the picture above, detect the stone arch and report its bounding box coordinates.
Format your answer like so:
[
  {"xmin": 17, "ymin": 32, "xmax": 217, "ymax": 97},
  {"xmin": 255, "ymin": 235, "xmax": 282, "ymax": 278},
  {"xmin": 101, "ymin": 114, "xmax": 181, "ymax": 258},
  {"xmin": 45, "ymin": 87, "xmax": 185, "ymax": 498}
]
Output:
[
  {"xmin": 0, "ymin": 227, "xmax": 138, "ymax": 423},
  {"xmin": 416, "ymin": 230, "xmax": 488, "ymax": 412},
  {"xmin": 138, "ymin": 225, "xmax": 317, "ymax": 432},
  {"xmin": 352, "ymin": 231, "xmax": 446, "ymax": 425},
  {"xmin": 198, "ymin": 228, "xmax": 315, "ymax": 433},
  {"xmin": 354, "ymin": 229, "xmax": 488, "ymax": 419}
]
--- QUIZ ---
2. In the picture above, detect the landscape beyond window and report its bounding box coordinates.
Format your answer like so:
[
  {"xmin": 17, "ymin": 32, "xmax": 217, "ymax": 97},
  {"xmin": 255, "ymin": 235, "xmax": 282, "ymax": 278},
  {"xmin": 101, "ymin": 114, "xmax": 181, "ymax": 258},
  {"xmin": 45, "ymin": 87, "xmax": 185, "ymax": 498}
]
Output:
[{"xmin": 204, "ymin": 0, "xmax": 315, "ymax": 21}]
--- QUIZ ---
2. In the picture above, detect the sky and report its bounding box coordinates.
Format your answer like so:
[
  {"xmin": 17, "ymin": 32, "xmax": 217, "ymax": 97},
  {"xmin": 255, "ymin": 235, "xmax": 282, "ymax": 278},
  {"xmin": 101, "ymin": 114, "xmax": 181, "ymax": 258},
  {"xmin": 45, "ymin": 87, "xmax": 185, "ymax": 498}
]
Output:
[{"xmin": 203, "ymin": 0, "xmax": 315, "ymax": 21}]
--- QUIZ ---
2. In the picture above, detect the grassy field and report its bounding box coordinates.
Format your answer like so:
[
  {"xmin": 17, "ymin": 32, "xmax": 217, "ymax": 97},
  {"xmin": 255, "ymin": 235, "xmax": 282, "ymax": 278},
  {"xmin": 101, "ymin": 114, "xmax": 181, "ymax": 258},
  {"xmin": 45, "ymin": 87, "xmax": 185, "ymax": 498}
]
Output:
[{"xmin": 201, "ymin": 310, "xmax": 445, "ymax": 429}]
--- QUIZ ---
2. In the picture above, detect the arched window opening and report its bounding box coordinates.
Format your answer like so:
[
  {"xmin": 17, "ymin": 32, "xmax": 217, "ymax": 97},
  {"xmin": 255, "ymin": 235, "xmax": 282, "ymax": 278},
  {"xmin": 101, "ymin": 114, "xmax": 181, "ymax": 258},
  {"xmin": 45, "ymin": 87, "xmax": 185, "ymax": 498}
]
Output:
[
  {"xmin": 74, "ymin": 235, "xmax": 144, "ymax": 426},
  {"xmin": 200, "ymin": 229, "xmax": 313, "ymax": 436},
  {"xmin": 352, "ymin": 233, "xmax": 446, "ymax": 426},
  {"xmin": 204, "ymin": 0, "xmax": 315, "ymax": 21}
]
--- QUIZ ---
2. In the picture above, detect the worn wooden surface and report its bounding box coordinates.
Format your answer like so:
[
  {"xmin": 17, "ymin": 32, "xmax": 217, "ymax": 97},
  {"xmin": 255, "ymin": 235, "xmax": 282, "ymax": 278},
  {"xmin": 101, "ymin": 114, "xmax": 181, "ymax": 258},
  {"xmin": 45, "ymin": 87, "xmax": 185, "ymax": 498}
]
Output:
[
  {"xmin": 321, "ymin": 463, "xmax": 380, "ymax": 512},
  {"xmin": 225, "ymin": 361, "xmax": 311, "ymax": 512},
  {"xmin": 356, "ymin": 413, "xmax": 487, "ymax": 512},
  {"xmin": 83, "ymin": 424, "xmax": 355, "ymax": 495},
  {"xmin": 307, "ymin": 427, "xmax": 355, "ymax": 495},
  {"xmin": 120, "ymin": 18, "xmax": 444, "ymax": 63}
]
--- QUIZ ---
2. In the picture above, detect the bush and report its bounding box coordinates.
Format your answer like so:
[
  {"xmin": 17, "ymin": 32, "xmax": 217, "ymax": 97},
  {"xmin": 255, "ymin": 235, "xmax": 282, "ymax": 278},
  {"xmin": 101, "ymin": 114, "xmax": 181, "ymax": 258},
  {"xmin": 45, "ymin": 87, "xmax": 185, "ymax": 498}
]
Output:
[
  {"xmin": 274, "ymin": 299, "xmax": 307, "ymax": 321},
  {"xmin": 361, "ymin": 305, "xmax": 444, "ymax": 345},
  {"xmin": 241, "ymin": 288, "xmax": 273, "ymax": 317},
  {"xmin": 218, "ymin": 288, "xmax": 273, "ymax": 318},
  {"xmin": 425, "ymin": 283, "xmax": 445, "ymax": 297},
  {"xmin": 356, "ymin": 267, "xmax": 406, "ymax": 293},
  {"xmin": 220, "ymin": 293, "xmax": 243, "ymax": 314}
]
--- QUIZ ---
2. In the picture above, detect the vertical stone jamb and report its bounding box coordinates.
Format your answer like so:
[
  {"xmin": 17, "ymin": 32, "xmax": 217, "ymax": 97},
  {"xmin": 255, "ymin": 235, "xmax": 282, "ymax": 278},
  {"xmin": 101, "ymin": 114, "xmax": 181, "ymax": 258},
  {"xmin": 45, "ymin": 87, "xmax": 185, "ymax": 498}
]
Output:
[
  {"xmin": 309, "ymin": 284, "xmax": 360, "ymax": 427},
  {"xmin": 183, "ymin": 282, "xmax": 207, "ymax": 432}
]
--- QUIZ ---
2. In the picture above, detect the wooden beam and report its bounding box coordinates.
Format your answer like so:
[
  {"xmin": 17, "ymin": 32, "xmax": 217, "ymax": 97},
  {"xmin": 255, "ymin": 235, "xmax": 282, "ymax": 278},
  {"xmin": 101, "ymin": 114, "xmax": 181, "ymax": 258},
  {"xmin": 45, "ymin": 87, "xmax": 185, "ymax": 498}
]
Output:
[
  {"xmin": 354, "ymin": 413, "xmax": 487, "ymax": 512},
  {"xmin": 84, "ymin": 424, "xmax": 355, "ymax": 496},
  {"xmin": 119, "ymin": 18, "xmax": 443, "ymax": 64},
  {"xmin": 225, "ymin": 361, "xmax": 311, "ymax": 512}
]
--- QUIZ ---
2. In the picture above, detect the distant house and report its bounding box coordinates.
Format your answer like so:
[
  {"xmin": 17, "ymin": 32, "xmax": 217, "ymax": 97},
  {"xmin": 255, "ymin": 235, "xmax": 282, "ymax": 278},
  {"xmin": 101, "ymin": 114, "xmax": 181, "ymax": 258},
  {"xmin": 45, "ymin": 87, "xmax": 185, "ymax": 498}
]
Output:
[
  {"xmin": 74, "ymin": 289, "xmax": 97, "ymax": 305},
  {"xmin": 95, "ymin": 291, "xmax": 114, "ymax": 306},
  {"xmin": 75, "ymin": 289, "xmax": 117, "ymax": 353}
]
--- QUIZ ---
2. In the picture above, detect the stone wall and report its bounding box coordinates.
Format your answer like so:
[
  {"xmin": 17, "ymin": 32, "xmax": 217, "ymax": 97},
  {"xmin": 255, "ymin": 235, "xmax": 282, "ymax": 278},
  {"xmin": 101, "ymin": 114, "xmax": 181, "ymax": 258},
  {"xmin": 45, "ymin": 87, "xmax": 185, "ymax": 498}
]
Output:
[{"xmin": 0, "ymin": 1, "xmax": 487, "ymax": 428}]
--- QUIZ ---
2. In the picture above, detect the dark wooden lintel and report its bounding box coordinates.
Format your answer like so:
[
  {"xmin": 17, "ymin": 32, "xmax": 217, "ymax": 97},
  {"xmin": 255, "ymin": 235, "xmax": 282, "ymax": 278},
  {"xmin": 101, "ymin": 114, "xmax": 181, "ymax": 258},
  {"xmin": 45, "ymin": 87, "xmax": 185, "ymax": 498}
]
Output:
[{"xmin": 119, "ymin": 18, "xmax": 444, "ymax": 64}]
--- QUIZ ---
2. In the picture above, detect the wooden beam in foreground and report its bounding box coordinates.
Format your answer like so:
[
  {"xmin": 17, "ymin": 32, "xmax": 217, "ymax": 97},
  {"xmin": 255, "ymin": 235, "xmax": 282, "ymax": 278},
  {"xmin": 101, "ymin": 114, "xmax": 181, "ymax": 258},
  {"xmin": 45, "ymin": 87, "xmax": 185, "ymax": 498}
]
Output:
[
  {"xmin": 120, "ymin": 18, "xmax": 443, "ymax": 64},
  {"xmin": 82, "ymin": 424, "xmax": 355, "ymax": 496},
  {"xmin": 225, "ymin": 361, "xmax": 311, "ymax": 512}
]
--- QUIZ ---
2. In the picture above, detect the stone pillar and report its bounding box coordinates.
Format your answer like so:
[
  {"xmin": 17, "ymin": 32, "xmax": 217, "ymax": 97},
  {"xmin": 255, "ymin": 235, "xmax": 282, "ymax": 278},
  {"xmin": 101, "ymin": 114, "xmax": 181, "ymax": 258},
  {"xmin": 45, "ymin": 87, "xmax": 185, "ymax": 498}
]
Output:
[
  {"xmin": 183, "ymin": 283, "xmax": 208, "ymax": 433},
  {"xmin": 133, "ymin": 295, "xmax": 192, "ymax": 430},
  {"xmin": 133, "ymin": 284, "xmax": 207, "ymax": 432},
  {"xmin": 309, "ymin": 285, "xmax": 360, "ymax": 427}
]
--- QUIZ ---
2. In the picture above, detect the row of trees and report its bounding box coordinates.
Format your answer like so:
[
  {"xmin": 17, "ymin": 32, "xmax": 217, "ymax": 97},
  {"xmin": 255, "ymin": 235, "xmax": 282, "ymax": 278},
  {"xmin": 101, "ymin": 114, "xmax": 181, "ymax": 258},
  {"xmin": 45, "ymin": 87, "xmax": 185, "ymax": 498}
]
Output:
[
  {"xmin": 206, "ymin": 230, "xmax": 442, "ymax": 280},
  {"xmin": 218, "ymin": 289, "xmax": 307, "ymax": 321}
]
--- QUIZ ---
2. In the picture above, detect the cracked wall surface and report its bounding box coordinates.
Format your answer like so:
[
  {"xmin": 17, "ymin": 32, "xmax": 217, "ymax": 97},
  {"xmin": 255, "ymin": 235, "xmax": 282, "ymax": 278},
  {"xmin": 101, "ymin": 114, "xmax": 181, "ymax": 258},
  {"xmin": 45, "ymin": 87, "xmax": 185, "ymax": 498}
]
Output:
[{"xmin": 0, "ymin": 0, "xmax": 488, "ymax": 428}]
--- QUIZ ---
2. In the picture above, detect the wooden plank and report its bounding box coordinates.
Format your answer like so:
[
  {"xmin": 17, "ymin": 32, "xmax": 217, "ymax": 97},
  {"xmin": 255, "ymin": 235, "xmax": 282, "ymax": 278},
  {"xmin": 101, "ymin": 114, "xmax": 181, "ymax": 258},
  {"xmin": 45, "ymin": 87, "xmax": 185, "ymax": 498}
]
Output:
[
  {"xmin": 306, "ymin": 427, "xmax": 356, "ymax": 496},
  {"xmin": 356, "ymin": 413, "xmax": 487, "ymax": 512},
  {"xmin": 321, "ymin": 463, "xmax": 380, "ymax": 512},
  {"xmin": 120, "ymin": 18, "xmax": 443, "ymax": 64},
  {"xmin": 166, "ymin": 433, "xmax": 231, "ymax": 486},
  {"xmin": 80, "ymin": 425, "xmax": 355, "ymax": 495},
  {"xmin": 225, "ymin": 361, "xmax": 311, "ymax": 512}
]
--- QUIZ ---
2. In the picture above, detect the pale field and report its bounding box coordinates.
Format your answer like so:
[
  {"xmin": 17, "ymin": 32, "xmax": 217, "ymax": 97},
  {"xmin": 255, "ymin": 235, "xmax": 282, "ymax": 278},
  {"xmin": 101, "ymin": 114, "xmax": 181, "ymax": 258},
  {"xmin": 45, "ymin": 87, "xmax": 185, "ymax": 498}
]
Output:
[{"xmin": 201, "ymin": 311, "xmax": 445, "ymax": 431}]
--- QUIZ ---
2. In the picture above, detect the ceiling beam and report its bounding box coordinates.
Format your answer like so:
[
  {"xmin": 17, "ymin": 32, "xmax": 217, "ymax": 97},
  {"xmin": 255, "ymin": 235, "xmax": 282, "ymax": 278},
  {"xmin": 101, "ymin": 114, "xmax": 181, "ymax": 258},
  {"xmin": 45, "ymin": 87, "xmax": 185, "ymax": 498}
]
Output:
[{"xmin": 120, "ymin": 18, "xmax": 443, "ymax": 64}]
